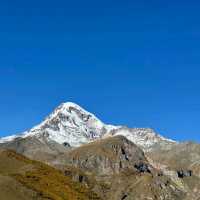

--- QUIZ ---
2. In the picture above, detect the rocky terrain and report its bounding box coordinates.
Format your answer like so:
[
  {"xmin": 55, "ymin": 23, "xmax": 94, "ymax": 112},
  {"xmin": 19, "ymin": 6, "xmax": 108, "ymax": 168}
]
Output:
[
  {"xmin": 147, "ymin": 142, "xmax": 200, "ymax": 200},
  {"xmin": 0, "ymin": 102, "xmax": 199, "ymax": 200},
  {"xmin": 53, "ymin": 136, "xmax": 186, "ymax": 200}
]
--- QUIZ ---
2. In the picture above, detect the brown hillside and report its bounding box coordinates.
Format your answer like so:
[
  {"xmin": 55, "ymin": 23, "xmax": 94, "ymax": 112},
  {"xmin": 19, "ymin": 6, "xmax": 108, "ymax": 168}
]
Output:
[{"xmin": 0, "ymin": 150, "xmax": 101, "ymax": 200}]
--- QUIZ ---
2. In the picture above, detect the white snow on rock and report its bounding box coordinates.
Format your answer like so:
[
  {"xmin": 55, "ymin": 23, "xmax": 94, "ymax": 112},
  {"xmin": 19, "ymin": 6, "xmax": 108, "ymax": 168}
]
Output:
[
  {"xmin": 107, "ymin": 127, "xmax": 175, "ymax": 151},
  {"xmin": 0, "ymin": 135, "xmax": 19, "ymax": 143},
  {"xmin": 0, "ymin": 102, "xmax": 175, "ymax": 149}
]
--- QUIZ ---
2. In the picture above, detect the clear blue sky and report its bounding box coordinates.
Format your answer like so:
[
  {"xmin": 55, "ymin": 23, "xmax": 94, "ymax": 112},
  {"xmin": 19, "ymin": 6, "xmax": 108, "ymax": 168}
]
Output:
[{"xmin": 0, "ymin": 0, "xmax": 200, "ymax": 142}]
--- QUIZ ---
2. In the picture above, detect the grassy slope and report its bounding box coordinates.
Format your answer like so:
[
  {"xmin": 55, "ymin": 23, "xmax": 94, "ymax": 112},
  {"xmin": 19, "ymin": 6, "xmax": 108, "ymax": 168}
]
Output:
[{"xmin": 0, "ymin": 150, "xmax": 101, "ymax": 200}]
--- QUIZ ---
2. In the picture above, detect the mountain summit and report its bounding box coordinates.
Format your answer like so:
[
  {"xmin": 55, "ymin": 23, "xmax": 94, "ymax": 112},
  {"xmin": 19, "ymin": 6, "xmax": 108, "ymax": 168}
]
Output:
[{"xmin": 0, "ymin": 102, "xmax": 174, "ymax": 150}]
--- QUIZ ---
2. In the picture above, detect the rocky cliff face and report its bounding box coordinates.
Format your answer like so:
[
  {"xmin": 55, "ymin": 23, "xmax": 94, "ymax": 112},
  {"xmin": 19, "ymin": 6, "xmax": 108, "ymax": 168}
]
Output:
[
  {"xmin": 53, "ymin": 136, "xmax": 186, "ymax": 200},
  {"xmin": 55, "ymin": 136, "xmax": 150, "ymax": 175},
  {"xmin": 147, "ymin": 142, "xmax": 200, "ymax": 200},
  {"xmin": 147, "ymin": 142, "xmax": 200, "ymax": 177}
]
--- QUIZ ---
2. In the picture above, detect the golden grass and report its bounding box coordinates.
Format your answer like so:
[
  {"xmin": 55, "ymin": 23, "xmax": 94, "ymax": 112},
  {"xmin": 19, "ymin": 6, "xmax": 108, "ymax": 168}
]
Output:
[{"xmin": 0, "ymin": 150, "xmax": 102, "ymax": 200}]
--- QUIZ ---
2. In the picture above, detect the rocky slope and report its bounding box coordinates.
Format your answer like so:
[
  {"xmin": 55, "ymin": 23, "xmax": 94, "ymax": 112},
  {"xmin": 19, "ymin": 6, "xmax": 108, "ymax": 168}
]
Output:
[
  {"xmin": 0, "ymin": 134, "xmax": 199, "ymax": 200},
  {"xmin": 0, "ymin": 135, "xmax": 67, "ymax": 163},
  {"xmin": 146, "ymin": 142, "xmax": 200, "ymax": 200},
  {"xmin": 147, "ymin": 142, "xmax": 200, "ymax": 176},
  {"xmin": 52, "ymin": 136, "xmax": 187, "ymax": 200},
  {"xmin": 54, "ymin": 135, "xmax": 150, "ymax": 175}
]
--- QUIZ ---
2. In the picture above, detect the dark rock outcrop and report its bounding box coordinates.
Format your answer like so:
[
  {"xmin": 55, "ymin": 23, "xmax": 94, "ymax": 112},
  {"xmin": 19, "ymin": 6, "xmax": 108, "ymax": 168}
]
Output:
[
  {"xmin": 134, "ymin": 163, "xmax": 151, "ymax": 173},
  {"xmin": 177, "ymin": 170, "xmax": 192, "ymax": 178}
]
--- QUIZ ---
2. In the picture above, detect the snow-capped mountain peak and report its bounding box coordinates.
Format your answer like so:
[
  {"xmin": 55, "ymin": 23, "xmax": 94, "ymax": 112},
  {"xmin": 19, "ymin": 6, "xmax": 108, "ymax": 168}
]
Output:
[
  {"xmin": 42, "ymin": 102, "xmax": 104, "ymax": 128},
  {"xmin": 23, "ymin": 102, "xmax": 115, "ymax": 146},
  {"xmin": 0, "ymin": 102, "xmax": 175, "ymax": 150},
  {"xmin": 0, "ymin": 102, "xmax": 111, "ymax": 146}
]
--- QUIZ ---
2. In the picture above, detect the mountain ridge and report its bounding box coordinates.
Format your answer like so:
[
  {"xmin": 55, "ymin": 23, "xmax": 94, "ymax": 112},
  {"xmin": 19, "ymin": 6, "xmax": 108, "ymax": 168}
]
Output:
[{"xmin": 0, "ymin": 101, "xmax": 175, "ymax": 151}]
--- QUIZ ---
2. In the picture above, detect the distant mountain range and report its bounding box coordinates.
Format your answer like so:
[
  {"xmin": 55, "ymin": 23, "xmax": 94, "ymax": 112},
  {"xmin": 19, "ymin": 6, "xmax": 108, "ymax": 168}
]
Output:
[{"xmin": 0, "ymin": 102, "xmax": 199, "ymax": 200}]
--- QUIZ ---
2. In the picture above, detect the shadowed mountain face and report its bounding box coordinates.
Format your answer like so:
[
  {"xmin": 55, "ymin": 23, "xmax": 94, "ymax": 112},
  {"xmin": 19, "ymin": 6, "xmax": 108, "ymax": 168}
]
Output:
[{"xmin": 0, "ymin": 102, "xmax": 199, "ymax": 200}]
